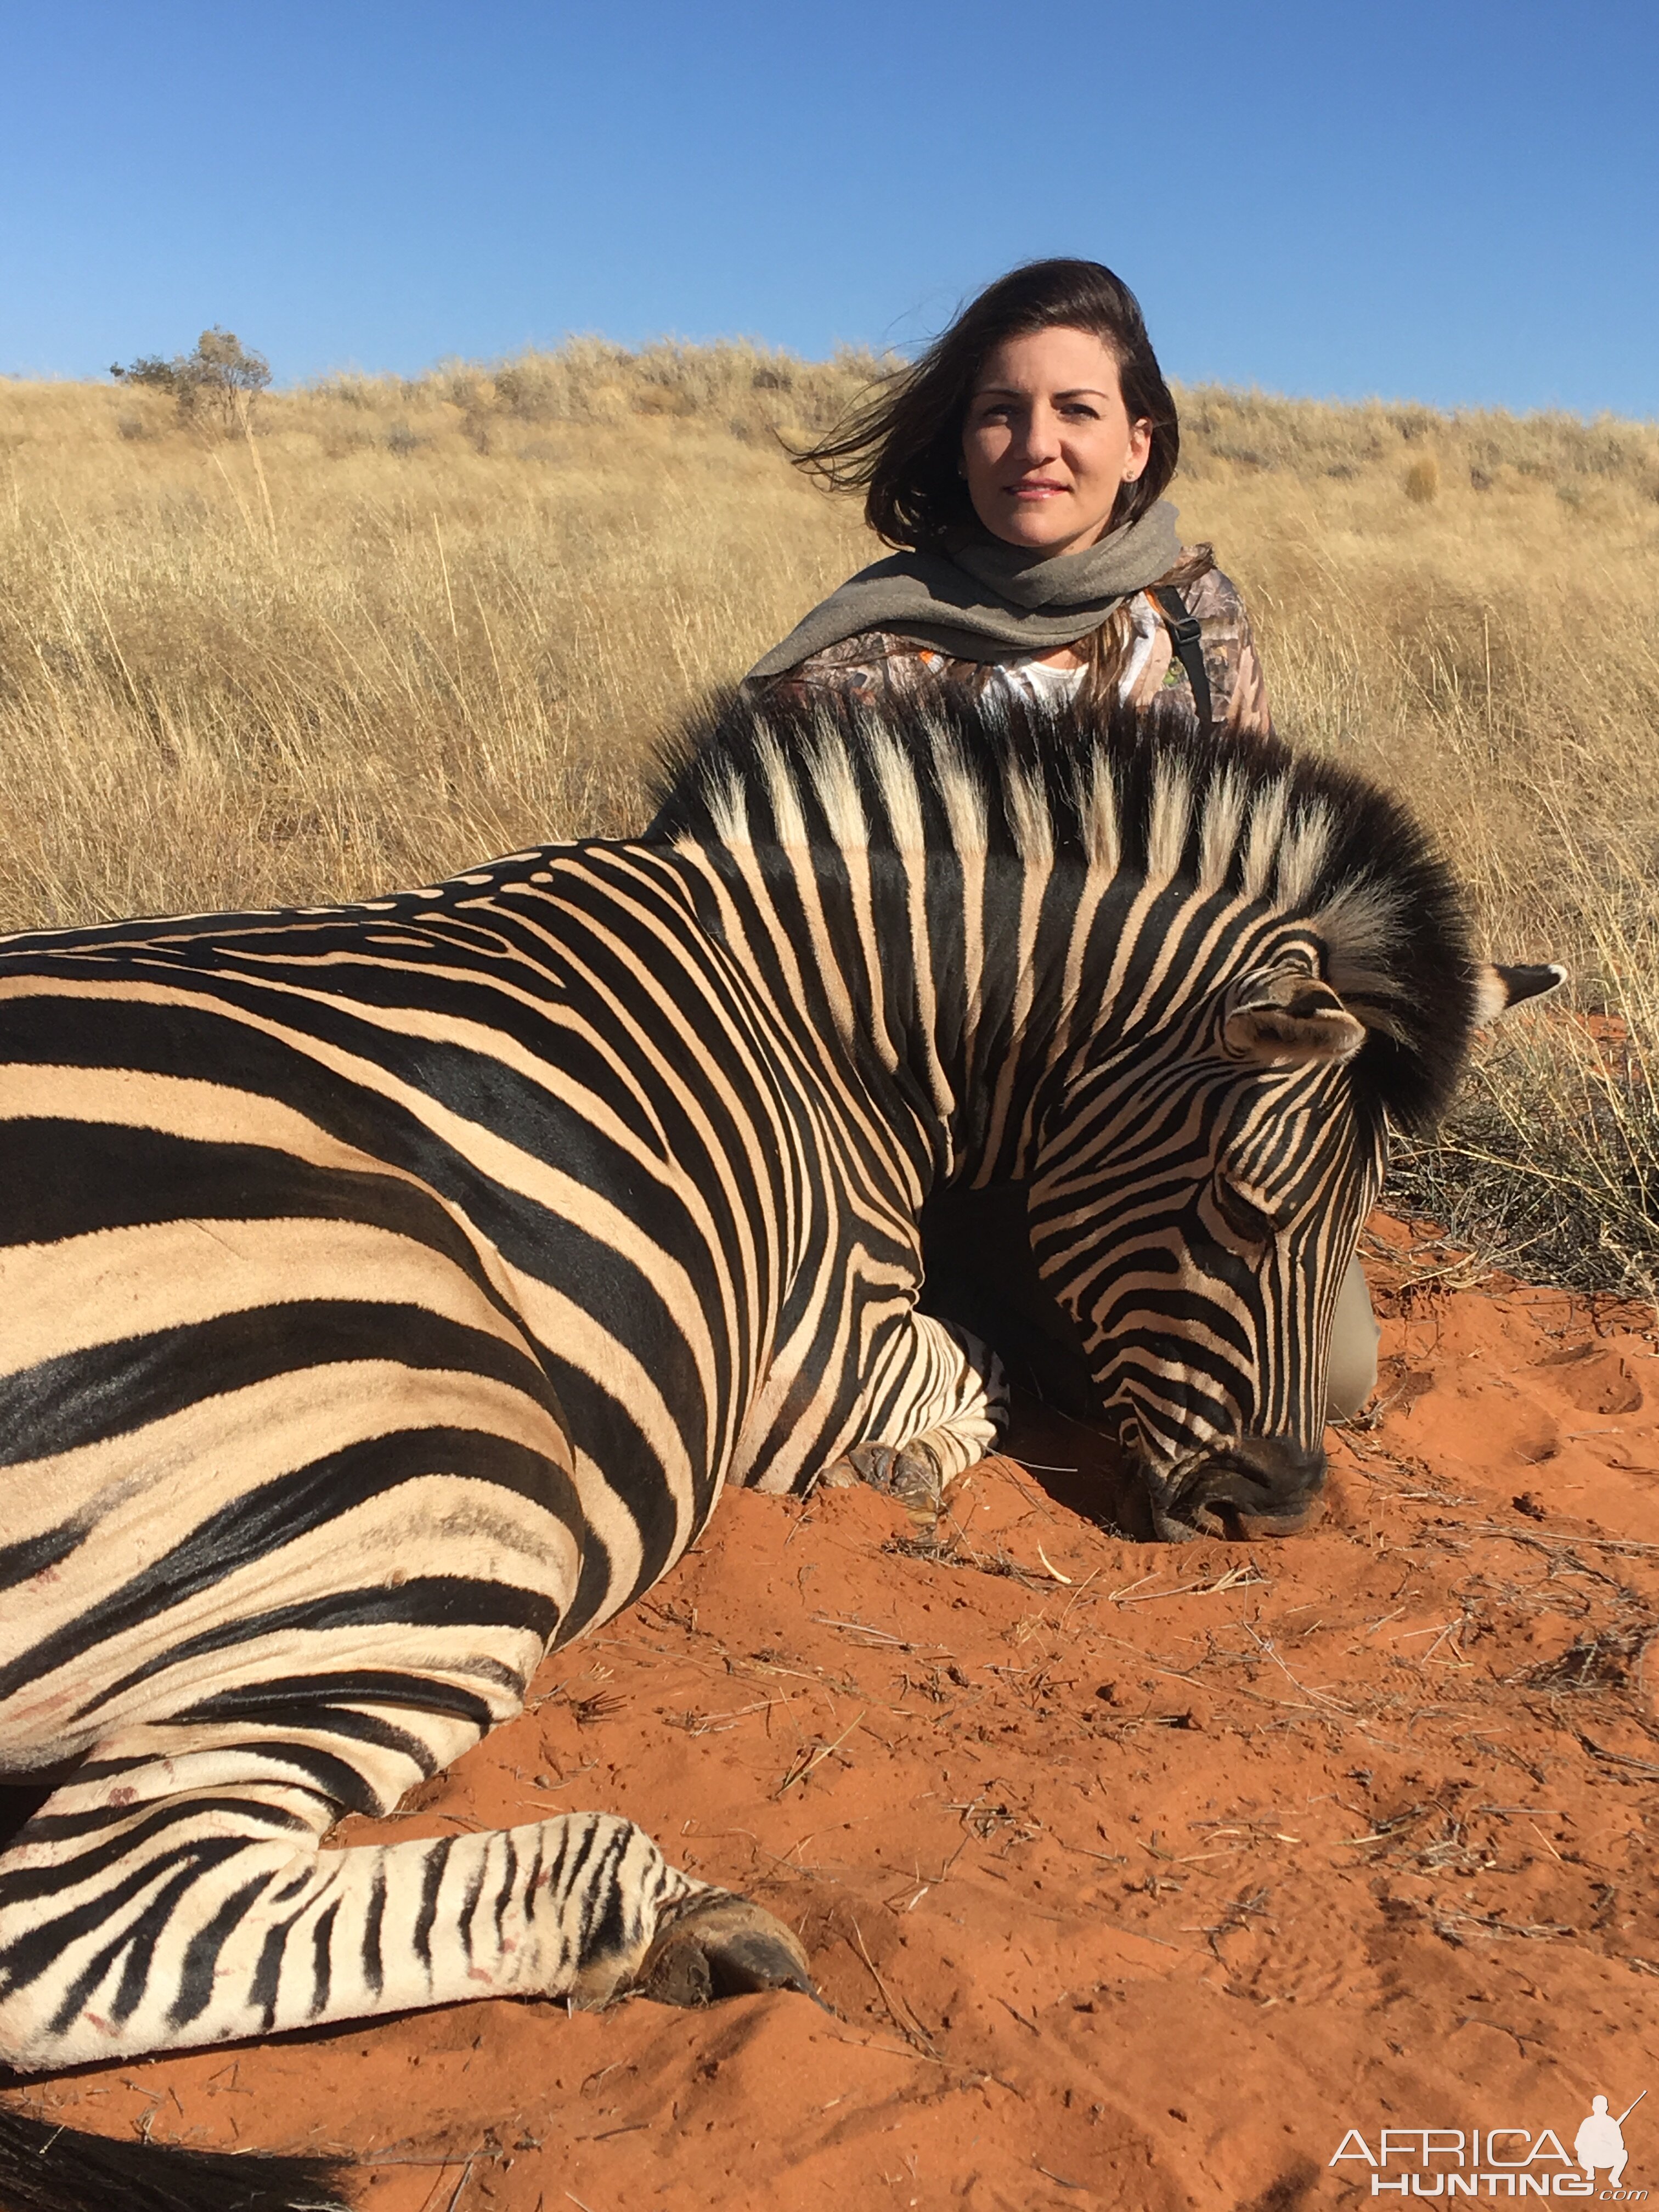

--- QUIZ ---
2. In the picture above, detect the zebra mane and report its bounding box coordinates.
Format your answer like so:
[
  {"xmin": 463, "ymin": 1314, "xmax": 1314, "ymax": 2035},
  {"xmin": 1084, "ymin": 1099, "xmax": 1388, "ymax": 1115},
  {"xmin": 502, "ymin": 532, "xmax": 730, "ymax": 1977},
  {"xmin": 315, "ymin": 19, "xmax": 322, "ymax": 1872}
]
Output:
[{"xmin": 650, "ymin": 685, "xmax": 1479, "ymax": 1131}]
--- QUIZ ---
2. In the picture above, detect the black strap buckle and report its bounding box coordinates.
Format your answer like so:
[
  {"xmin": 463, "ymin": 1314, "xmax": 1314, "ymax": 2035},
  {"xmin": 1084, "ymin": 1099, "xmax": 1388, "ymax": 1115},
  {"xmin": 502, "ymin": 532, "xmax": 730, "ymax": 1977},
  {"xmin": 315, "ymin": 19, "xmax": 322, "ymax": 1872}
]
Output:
[{"xmin": 1151, "ymin": 585, "xmax": 1214, "ymax": 734}]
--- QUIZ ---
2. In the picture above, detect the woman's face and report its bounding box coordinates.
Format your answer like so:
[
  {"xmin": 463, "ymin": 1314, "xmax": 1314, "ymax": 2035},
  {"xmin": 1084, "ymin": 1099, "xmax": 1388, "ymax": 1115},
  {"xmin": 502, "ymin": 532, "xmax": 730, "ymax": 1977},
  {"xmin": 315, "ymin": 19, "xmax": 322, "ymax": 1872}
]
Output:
[{"xmin": 961, "ymin": 326, "xmax": 1153, "ymax": 556}]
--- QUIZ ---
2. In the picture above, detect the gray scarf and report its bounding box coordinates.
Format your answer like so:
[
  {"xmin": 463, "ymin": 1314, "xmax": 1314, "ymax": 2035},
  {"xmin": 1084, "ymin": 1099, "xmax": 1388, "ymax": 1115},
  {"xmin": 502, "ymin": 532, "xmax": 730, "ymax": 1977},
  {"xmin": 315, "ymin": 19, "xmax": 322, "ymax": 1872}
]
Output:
[{"xmin": 747, "ymin": 499, "xmax": 1183, "ymax": 679}]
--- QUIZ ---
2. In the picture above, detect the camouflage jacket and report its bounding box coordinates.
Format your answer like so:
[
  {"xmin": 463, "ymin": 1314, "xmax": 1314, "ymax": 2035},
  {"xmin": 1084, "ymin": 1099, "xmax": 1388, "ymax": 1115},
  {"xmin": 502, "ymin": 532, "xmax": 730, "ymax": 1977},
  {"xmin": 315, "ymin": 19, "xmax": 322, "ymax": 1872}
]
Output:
[{"xmin": 748, "ymin": 558, "xmax": 1272, "ymax": 735}]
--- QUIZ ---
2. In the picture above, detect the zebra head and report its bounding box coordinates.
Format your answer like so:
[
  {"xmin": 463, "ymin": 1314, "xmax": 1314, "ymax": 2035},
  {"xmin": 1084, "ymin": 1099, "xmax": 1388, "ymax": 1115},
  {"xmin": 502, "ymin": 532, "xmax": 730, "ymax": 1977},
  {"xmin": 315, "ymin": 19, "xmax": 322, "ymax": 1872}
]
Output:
[
  {"xmin": 1026, "ymin": 953, "xmax": 1384, "ymax": 1539},
  {"xmin": 1017, "ymin": 762, "xmax": 1562, "ymax": 1542}
]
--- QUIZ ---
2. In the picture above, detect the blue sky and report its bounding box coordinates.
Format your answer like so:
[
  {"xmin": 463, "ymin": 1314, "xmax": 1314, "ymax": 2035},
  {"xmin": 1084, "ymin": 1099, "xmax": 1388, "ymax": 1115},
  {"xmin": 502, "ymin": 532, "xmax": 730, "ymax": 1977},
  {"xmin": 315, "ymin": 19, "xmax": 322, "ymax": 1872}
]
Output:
[{"xmin": 2, "ymin": 0, "xmax": 1655, "ymax": 415}]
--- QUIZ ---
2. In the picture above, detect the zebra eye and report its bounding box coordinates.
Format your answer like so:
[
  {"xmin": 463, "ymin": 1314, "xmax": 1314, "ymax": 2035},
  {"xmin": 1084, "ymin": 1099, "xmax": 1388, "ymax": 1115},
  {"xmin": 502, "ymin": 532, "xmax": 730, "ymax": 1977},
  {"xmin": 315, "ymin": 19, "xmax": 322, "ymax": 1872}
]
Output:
[{"xmin": 1212, "ymin": 1178, "xmax": 1283, "ymax": 1248}]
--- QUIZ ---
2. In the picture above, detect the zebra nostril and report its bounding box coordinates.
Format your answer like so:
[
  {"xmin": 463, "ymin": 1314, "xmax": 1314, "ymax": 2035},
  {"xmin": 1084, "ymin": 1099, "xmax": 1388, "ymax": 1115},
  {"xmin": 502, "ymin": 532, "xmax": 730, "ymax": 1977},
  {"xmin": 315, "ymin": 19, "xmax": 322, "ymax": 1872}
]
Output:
[{"xmin": 1161, "ymin": 1433, "xmax": 1327, "ymax": 1538}]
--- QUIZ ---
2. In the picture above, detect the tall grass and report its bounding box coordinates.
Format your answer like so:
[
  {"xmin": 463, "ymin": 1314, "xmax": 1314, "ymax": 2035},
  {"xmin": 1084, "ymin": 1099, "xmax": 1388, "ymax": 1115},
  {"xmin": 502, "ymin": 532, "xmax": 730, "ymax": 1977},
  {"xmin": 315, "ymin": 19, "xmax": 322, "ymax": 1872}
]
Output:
[
  {"xmin": 1174, "ymin": 388, "xmax": 1659, "ymax": 1296},
  {"xmin": 0, "ymin": 343, "xmax": 881, "ymax": 922},
  {"xmin": 2, "ymin": 345, "xmax": 1657, "ymax": 1293}
]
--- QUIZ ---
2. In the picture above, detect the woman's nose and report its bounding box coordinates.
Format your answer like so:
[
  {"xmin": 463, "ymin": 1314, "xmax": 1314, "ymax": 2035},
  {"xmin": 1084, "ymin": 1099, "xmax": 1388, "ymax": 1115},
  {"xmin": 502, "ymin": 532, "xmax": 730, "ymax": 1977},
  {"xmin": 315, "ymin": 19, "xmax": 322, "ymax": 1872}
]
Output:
[{"xmin": 1012, "ymin": 408, "xmax": 1058, "ymax": 463}]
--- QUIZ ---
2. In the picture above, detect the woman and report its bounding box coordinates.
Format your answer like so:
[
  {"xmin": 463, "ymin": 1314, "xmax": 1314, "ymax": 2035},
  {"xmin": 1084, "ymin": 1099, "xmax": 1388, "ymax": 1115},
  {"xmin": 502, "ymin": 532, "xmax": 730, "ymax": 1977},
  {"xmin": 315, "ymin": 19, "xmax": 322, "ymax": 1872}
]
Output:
[
  {"xmin": 748, "ymin": 258, "xmax": 1378, "ymax": 1438},
  {"xmin": 747, "ymin": 258, "xmax": 1269, "ymax": 736}
]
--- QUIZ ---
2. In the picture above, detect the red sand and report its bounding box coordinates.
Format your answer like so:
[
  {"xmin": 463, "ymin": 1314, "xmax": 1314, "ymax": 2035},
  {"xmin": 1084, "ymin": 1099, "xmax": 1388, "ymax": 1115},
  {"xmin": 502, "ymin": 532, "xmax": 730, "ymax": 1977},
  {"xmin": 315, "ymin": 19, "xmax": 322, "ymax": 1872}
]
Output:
[{"xmin": 8, "ymin": 1213, "xmax": 1659, "ymax": 2210}]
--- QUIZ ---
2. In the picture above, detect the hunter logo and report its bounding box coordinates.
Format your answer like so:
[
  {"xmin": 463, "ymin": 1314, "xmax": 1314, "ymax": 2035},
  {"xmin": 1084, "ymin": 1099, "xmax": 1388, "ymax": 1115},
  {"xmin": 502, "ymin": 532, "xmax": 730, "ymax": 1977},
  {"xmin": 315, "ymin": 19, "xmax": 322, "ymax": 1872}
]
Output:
[{"xmin": 1329, "ymin": 2092, "xmax": 1646, "ymax": 2198}]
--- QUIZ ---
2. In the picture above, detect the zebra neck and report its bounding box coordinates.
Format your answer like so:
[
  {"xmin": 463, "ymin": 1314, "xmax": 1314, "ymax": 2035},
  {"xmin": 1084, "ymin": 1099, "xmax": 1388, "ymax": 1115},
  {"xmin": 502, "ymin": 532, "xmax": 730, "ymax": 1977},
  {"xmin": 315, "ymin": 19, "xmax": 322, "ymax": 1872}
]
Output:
[
  {"xmin": 688, "ymin": 838, "xmax": 1292, "ymax": 1200},
  {"xmin": 843, "ymin": 859, "xmax": 1331, "ymax": 1196}
]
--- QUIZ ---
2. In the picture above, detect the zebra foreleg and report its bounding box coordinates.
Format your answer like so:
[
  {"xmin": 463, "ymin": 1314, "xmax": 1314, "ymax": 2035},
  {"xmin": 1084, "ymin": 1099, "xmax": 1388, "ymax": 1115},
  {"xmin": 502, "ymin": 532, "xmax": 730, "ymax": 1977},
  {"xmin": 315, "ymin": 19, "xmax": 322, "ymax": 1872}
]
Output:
[
  {"xmin": 0, "ymin": 1755, "xmax": 811, "ymax": 2069},
  {"xmin": 821, "ymin": 1314, "xmax": 1007, "ymax": 1522}
]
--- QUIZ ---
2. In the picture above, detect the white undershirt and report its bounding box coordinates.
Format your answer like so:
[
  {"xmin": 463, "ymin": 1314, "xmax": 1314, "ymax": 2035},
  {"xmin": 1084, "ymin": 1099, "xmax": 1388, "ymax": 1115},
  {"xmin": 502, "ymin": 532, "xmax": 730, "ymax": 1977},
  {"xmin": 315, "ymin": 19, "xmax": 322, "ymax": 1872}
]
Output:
[
  {"xmin": 992, "ymin": 590, "xmax": 1161, "ymax": 710},
  {"xmin": 997, "ymin": 658, "xmax": 1087, "ymax": 708}
]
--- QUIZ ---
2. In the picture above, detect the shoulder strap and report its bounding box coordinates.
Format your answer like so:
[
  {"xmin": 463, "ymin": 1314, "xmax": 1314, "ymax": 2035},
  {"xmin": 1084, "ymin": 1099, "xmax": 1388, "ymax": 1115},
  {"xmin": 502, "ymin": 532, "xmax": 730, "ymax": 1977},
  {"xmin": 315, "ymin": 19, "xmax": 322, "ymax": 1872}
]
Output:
[{"xmin": 1152, "ymin": 585, "xmax": 1214, "ymax": 734}]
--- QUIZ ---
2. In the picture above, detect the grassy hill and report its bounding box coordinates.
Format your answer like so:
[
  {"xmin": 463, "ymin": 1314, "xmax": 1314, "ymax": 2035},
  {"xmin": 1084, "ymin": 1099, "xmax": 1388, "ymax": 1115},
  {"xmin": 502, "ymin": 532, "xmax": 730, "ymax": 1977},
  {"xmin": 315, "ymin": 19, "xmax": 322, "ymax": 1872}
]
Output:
[{"xmin": 3, "ymin": 343, "xmax": 1657, "ymax": 1290}]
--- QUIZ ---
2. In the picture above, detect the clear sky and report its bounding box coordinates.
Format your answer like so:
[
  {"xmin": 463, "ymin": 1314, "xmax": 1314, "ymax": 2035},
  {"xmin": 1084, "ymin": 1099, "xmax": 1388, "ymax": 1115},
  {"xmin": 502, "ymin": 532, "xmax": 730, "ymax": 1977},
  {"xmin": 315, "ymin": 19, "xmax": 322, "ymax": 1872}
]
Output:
[{"xmin": 2, "ymin": 0, "xmax": 1655, "ymax": 415}]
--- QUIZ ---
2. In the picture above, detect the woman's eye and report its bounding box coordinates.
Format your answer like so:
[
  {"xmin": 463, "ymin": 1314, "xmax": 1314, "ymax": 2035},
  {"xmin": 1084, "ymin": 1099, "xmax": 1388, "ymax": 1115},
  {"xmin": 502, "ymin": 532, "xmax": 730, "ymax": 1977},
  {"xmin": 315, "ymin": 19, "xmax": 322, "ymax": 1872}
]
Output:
[{"xmin": 1212, "ymin": 1181, "xmax": 1282, "ymax": 1246}]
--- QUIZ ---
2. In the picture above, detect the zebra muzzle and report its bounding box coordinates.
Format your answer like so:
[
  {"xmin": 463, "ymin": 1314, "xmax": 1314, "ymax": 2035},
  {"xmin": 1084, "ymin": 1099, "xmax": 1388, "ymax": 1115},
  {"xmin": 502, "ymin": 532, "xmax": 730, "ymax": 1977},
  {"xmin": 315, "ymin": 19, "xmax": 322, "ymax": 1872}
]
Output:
[{"xmin": 1139, "ymin": 1435, "xmax": 1327, "ymax": 1543}]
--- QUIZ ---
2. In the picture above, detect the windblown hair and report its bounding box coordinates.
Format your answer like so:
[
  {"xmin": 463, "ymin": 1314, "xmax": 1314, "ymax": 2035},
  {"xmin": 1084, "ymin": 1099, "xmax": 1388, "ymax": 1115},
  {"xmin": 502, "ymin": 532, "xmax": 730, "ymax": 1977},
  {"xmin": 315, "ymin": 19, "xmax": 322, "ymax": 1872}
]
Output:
[
  {"xmin": 651, "ymin": 688, "xmax": 1480, "ymax": 1135},
  {"xmin": 792, "ymin": 258, "xmax": 1181, "ymax": 548}
]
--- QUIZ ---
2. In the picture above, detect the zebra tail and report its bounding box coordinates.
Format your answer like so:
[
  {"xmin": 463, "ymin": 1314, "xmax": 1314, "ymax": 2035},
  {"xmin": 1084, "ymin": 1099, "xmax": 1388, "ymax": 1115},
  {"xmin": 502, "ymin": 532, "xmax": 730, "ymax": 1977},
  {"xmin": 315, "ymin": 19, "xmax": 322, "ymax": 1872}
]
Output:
[{"xmin": 0, "ymin": 2103, "xmax": 351, "ymax": 2212}]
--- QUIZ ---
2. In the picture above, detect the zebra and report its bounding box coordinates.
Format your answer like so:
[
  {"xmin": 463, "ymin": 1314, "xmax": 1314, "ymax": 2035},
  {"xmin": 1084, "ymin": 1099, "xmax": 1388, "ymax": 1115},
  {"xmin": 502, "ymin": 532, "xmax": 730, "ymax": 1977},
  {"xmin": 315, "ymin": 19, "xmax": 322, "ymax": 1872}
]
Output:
[{"xmin": 0, "ymin": 687, "xmax": 1555, "ymax": 2209}]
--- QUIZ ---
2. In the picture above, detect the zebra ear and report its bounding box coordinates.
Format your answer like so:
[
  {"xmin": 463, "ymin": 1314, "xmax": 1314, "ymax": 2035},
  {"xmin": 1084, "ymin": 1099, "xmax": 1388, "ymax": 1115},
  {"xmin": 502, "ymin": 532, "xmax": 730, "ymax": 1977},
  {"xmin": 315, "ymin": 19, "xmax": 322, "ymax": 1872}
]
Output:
[
  {"xmin": 1223, "ymin": 969, "xmax": 1368, "ymax": 1068},
  {"xmin": 1472, "ymin": 962, "xmax": 1567, "ymax": 1026}
]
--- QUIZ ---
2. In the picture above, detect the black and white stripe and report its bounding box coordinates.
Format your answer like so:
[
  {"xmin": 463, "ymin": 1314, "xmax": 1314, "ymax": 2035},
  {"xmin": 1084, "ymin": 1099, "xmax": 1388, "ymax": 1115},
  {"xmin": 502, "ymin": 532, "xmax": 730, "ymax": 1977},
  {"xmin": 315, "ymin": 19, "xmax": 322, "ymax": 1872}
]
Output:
[{"xmin": 2, "ymin": 688, "xmax": 1515, "ymax": 2096}]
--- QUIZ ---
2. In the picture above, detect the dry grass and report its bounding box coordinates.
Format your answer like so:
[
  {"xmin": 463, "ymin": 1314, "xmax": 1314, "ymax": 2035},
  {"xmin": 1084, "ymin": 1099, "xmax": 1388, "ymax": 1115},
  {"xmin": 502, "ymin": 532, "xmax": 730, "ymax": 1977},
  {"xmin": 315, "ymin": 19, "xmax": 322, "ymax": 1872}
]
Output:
[
  {"xmin": 1175, "ymin": 388, "xmax": 1659, "ymax": 1297},
  {"xmin": 3, "ymin": 346, "xmax": 1658, "ymax": 1291},
  {"xmin": 0, "ymin": 341, "xmax": 881, "ymax": 924}
]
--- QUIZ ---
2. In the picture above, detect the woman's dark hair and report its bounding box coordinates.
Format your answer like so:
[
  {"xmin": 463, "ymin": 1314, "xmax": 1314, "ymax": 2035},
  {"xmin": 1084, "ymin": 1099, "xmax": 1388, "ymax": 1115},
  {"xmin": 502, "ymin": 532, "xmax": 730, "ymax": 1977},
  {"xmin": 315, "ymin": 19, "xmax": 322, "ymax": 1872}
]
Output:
[{"xmin": 796, "ymin": 259, "xmax": 1180, "ymax": 549}]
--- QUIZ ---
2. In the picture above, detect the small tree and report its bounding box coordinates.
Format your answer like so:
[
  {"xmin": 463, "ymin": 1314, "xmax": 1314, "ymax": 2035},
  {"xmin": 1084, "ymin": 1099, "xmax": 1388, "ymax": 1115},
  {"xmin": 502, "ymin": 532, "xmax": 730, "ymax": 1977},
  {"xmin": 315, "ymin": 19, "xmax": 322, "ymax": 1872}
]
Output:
[{"xmin": 111, "ymin": 328, "xmax": 272, "ymax": 430}]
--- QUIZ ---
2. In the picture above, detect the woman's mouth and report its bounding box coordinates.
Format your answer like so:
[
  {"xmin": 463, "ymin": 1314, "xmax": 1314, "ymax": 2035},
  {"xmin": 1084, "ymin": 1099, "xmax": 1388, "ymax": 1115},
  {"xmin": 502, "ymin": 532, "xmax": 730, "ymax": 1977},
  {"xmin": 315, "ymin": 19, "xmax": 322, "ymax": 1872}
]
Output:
[{"xmin": 1008, "ymin": 482, "xmax": 1068, "ymax": 499}]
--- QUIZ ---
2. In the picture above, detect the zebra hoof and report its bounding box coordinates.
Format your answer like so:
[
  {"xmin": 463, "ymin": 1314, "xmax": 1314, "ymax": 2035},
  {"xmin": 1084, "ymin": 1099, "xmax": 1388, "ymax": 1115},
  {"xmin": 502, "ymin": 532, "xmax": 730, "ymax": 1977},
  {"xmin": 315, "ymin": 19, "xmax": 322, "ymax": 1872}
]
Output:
[
  {"xmin": 634, "ymin": 1895, "xmax": 820, "ymax": 2010},
  {"xmin": 821, "ymin": 1440, "xmax": 943, "ymax": 1521}
]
